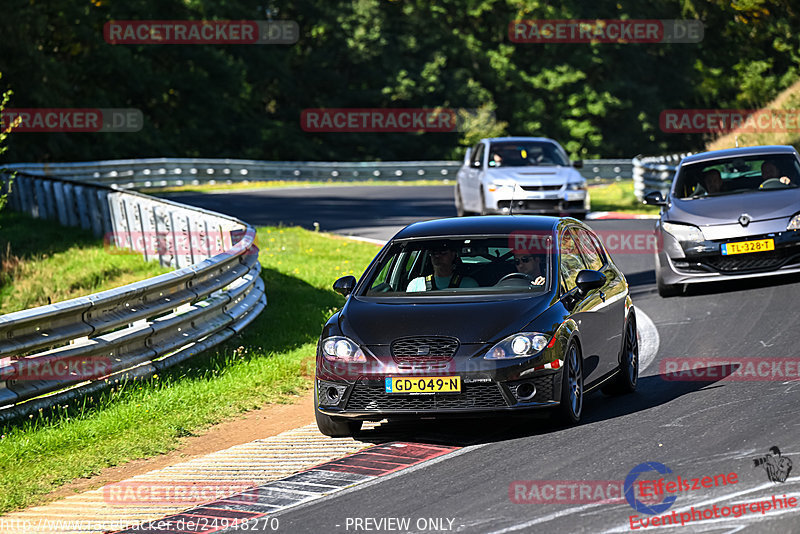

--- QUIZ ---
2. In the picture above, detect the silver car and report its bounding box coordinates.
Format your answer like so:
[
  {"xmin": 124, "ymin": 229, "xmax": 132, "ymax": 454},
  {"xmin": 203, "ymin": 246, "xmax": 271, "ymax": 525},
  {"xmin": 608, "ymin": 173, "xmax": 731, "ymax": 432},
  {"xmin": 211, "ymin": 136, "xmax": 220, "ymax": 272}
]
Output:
[
  {"xmin": 645, "ymin": 145, "xmax": 800, "ymax": 296},
  {"xmin": 454, "ymin": 137, "xmax": 589, "ymax": 217}
]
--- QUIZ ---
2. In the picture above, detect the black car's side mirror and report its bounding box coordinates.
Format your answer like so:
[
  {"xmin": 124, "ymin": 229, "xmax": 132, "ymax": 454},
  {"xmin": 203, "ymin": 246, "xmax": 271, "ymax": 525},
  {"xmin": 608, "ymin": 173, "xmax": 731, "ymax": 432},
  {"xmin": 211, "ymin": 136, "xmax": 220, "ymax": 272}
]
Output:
[
  {"xmin": 575, "ymin": 269, "xmax": 606, "ymax": 295},
  {"xmin": 572, "ymin": 159, "xmax": 583, "ymax": 169},
  {"xmin": 333, "ymin": 275, "xmax": 357, "ymax": 297},
  {"xmin": 643, "ymin": 191, "xmax": 667, "ymax": 206}
]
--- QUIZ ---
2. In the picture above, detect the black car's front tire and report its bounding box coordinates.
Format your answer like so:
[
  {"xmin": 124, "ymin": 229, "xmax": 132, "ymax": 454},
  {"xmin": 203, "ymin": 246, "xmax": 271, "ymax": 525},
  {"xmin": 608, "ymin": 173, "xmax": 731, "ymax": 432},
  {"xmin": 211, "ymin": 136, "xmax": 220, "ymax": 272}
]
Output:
[
  {"xmin": 315, "ymin": 407, "xmax": 363, "ymax": 438},
  {"xmin": 602, "ymin": 314, "xmax": 639, "ymax": 395},
  {"xmin": 553, "ymin": 341, "xmax": 583, "ymax": 424}
]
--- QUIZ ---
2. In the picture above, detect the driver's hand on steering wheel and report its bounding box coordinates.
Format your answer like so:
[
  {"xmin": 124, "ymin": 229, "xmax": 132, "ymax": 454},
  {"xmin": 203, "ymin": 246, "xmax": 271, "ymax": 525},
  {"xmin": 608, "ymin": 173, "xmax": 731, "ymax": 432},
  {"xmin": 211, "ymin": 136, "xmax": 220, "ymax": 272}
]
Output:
[
  {"xmin": 780, "ymin": 176, "xmax": 792, "ymax": 185},
  {"xmin": 532, "ymin": 276, "xmax": 545, "ymax": 286}
]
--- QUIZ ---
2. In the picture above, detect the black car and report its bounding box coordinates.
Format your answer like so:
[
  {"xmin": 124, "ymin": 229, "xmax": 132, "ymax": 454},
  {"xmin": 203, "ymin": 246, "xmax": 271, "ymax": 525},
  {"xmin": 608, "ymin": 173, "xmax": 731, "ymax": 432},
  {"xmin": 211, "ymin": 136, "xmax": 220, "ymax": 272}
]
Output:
[{"xmin": 315, "ymin": 216, "xmax": 638, "ymax": 437}]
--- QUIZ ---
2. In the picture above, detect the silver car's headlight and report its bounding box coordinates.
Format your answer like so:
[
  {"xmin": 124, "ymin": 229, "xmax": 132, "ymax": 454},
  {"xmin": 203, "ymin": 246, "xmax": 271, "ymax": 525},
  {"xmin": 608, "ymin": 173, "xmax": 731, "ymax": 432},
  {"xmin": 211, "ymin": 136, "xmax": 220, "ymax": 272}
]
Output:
[
  {"xmin": 321, "ymin": 336, "xmax": 366, "ymax": 363},
  {"xmin": 662, "ymin": 222, "xmax": 704, "ymax": 242},
  {"xmin": 485, "ymin": 332, "xmax": 550, "ymax": 360},
  {"xmin": 788, "ymin": 214, "xmax": 800, "ymax": 230},
  {"xmin": 487, "ymin": 181, "xmax": 515, "ymax": 193},
  {"xmin": 566, "ymin": 182, "xmax": 587, "ymax": 191}
]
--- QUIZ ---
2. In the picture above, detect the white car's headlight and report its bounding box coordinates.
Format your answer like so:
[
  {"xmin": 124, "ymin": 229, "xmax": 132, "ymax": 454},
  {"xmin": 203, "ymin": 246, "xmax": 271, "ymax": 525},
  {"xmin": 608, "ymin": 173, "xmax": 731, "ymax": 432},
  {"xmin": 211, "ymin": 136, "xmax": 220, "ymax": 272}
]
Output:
[
  {"xmin": 566, "ymin": 182, "xmax": 587, "ymax": 191},
  {"xmin": 485, "ymin": 332, "xmax": 550, "ymax": 360},
  {"xmin": 487, "ymin": 181, "xmax": 515, "ymax": 193},
  {"xmin": 321, "ymin": 336, "xmax": 366, "ymax": 363},
  {"xmin": 788, "ymin": 214, "xmax": 800, "ymax": 230},
  {"xmin": 662, "ymin": 222, "xmax": 704, "ymax": 242}
]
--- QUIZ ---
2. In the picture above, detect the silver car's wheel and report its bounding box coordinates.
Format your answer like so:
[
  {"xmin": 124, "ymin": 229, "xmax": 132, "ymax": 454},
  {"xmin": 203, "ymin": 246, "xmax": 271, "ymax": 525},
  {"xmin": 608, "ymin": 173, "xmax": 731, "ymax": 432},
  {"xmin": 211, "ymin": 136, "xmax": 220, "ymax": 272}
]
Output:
[
  {"xmin": 480, "ymin": 189, "xmax": 491, "ymax": 215},
  {"xmin": 455, "ymin": 186, "xmax": 470, "ymax": 216}
]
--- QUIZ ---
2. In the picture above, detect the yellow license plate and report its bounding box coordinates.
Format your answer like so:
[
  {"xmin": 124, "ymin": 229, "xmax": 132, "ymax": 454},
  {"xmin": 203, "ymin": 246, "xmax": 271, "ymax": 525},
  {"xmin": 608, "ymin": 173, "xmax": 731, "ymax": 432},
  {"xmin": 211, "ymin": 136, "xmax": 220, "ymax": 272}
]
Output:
[
  {"xmin": 385, "ymin": 376, "xmax": 461, "ymax": 394},
  {"xmin": 721, "ymin": 238, "xmax": 775, "ymax": 255}
]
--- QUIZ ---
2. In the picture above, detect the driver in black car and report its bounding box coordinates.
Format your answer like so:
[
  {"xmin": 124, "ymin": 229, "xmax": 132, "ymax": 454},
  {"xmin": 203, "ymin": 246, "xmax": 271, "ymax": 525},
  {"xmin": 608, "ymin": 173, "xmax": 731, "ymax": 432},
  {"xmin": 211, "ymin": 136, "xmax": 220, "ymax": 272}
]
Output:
[{"xmin": 514, "ymin": 253, "xmax": 546, "ymax": 286}]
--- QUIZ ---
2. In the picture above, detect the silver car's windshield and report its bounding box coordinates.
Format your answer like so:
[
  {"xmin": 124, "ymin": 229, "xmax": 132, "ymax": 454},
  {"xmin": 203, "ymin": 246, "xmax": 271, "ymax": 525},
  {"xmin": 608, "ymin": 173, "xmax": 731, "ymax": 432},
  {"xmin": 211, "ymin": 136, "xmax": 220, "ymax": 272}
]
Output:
[
  {"xmin": 674, "ymin": 154, "xmax": 800, "ymax": 199},
  {"xmin": 488, "ymin": 141, "xmax": 569, "ymax": 168},
  {"xmin": 362, "ymin": 236, "xmax": 552, "ymax": 296}
]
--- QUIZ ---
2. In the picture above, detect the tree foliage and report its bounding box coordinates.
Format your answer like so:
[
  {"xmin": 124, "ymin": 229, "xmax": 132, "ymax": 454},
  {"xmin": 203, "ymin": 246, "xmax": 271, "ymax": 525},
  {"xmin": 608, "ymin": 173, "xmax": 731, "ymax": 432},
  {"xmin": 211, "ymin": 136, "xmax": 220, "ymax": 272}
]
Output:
[{"xmin": 0, "ymin": 0, "xmax": 798, "ymax": 161}]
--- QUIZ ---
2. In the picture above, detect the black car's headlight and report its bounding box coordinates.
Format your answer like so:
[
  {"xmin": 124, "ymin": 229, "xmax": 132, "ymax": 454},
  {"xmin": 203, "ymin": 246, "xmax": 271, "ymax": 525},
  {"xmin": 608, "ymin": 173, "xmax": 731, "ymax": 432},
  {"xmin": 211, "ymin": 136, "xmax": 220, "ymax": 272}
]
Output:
[
  {"xmin": 662, "ymin": 222, "xmax": 704, "ymax": 243},
  {"xmin": 484, "ymin": 332, "xmax": 550, "ymax": 360},
  {"xmin": 321, "ymin": 336, "xmax": 367, "ymax": 363}
]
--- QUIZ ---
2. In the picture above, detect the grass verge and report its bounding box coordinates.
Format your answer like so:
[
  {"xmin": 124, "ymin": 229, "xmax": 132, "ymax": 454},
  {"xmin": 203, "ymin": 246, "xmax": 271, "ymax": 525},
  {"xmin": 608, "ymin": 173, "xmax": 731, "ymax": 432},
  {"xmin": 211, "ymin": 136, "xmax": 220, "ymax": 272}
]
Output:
[
  {"xmin": 0, "ymin": 211, "xmax": 171, "ymax": 314},
  {"xmin": 589, "ymin": 181, "xmax": 660, "ymax": 215},
  {"xmin": 0, "ymin": 226, "xmax": 380, "ymax": 515}
]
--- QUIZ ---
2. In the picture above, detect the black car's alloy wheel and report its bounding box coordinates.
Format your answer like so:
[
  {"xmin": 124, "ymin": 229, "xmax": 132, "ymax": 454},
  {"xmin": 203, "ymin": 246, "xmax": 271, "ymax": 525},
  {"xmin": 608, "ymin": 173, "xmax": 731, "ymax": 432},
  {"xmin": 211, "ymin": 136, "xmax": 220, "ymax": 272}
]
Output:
[
  {"xmin": 555, "ymin": 341, "xmax": 583, "ymax": 424},
  {"xmin": 603, "ymin": 315, "xmax": 639, "ymax": 395}
]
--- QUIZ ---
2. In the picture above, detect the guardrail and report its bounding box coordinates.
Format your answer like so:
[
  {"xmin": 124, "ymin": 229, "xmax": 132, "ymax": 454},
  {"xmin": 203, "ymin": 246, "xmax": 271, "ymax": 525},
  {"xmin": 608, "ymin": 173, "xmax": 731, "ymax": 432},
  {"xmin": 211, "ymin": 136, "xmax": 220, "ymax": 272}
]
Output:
[
  {"xmin": 0, "ymin": 172, "xmax": 266, "ymax": 421},
  {"xmin": 632, "ymin": 153, "xmax": 693, "ymax": 200},
  {"xmin": 6, "ymin": 158, "xmax": 633, "ymax": 188}
]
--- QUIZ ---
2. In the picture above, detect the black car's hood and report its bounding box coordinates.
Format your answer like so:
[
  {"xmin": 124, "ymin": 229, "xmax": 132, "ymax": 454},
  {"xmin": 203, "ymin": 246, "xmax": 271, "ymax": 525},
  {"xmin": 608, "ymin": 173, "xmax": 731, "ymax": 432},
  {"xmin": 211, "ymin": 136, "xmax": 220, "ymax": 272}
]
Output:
[
  {"xmin": 339, "ymin": 295, "xmax": 554, "ymax": 345},
  {"xmin": 669, "ymin": 189, "xmax": 800, "ymax": 225}
]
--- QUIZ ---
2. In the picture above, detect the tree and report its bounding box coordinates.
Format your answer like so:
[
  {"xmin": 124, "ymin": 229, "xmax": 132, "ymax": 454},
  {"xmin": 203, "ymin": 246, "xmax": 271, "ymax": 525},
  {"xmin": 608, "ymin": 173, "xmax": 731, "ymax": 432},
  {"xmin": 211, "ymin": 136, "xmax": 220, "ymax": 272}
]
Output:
[{"xmin": 0, "ymin": 72, "xmax": 13, "ymax": 215}]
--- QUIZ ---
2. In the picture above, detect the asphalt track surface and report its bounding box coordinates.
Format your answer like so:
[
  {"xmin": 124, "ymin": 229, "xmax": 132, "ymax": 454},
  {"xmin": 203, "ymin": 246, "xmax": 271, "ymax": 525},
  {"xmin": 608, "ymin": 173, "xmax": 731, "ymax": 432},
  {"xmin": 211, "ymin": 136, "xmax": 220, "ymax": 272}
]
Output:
[{"xmin": 174, "ymin": 186, "xmax": 800, "ymax": 533}]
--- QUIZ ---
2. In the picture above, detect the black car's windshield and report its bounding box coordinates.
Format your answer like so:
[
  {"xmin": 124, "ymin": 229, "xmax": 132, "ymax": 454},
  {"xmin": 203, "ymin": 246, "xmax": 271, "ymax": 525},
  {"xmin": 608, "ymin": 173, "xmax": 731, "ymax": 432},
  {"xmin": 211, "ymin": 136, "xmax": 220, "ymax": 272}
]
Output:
[
  {"xmin": 488, "ymin": 141, "xmax": 569, "ymax": 167},
  {"xmin": 674, "ymin": 154, "xmax": 800, "ymax": 199},
  {"xmin": 362, "ymin": 236, "xmax": 552, "ymax": 296}
]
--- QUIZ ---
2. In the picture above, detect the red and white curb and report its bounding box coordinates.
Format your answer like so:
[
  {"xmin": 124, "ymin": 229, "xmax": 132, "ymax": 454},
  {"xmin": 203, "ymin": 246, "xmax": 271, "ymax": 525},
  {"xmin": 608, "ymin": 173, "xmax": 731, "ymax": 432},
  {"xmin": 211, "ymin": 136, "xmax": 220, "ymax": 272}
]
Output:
[{"xmin": 112, "ymin": 442, "xmax": 460, "ymax": 533}]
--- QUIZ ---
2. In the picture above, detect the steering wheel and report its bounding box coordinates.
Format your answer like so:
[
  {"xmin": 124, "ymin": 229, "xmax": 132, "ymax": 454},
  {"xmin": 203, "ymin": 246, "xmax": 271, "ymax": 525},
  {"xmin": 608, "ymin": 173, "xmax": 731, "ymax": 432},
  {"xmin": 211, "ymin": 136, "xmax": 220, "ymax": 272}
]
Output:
[
  {"xmin": 759, "ymin": 178, "xmax": 786, "ymax": 190},
  {"xmin": 497, "ymin": 272, "xmax": 533, "ymax": 284}
]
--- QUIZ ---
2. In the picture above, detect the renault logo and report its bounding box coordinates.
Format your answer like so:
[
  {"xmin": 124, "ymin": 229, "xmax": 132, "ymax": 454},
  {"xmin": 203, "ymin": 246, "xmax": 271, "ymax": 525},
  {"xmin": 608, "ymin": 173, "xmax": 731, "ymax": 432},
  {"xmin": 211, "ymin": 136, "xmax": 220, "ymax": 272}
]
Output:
[
  {"xmin": 738, "ymin": 214, "xmax": 751, "ymax": 227},
  {"xmin": 417, "ymin": 345, "xmax": 430, "ymax": 356}
]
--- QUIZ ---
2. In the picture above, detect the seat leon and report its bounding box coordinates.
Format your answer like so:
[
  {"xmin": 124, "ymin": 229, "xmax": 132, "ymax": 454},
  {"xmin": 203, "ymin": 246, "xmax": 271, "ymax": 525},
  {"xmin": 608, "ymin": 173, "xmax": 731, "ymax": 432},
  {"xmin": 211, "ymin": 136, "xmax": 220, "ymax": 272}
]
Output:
[{"xmin": 314, "ymin": 216, "xmax": 639, "ymax": 437}]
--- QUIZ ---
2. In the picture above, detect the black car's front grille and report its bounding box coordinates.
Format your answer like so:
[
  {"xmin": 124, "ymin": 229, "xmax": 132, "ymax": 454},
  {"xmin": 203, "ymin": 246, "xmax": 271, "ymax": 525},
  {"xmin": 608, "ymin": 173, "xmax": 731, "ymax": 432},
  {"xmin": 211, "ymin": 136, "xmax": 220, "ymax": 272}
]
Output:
[
  {"xmin": 345, "ymin": 382, "xmax": 509, "ymax": 411},
  {"xmin": 693, "ymin": 248, "xmax": 800, "ymax": 273},
  {"xmin": 391, "ymin": 336, "xmax": 459, "ymax": 364}
]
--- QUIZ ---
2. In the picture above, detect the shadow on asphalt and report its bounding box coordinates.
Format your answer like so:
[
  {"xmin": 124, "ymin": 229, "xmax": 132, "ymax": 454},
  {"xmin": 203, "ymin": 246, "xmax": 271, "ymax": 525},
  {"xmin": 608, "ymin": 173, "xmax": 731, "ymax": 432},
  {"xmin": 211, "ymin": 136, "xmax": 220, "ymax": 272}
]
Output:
[{"xmin": 352, "ymin": 366, "xmax": 735, "ymax": 448}]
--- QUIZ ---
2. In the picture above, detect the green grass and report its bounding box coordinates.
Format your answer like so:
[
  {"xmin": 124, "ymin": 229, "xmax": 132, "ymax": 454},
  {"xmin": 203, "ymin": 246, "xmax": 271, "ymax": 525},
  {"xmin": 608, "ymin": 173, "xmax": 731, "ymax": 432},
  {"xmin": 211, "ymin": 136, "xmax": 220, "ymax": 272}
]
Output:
[
  {"xmin": 0, "ymin": 226, "xmax": 381, "ymax": 515},
  {"xmin": 0, "ymin": 211, "xmax": 171, "ymax": 314},
  {"xmin": 589, "ymin": 181, "xmax": 660, "ymax": 215},
  {"xmin": 146, "ymin": 178, "xmax": 449, "ymax": 195}
]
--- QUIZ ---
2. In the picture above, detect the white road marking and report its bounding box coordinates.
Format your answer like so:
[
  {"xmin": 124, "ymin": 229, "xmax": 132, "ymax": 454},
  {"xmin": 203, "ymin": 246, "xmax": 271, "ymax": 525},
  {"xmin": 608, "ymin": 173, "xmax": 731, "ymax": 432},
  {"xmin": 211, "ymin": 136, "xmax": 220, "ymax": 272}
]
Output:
[{"xmin": 637, "ymin": 309, "xmax": 659, "ymax": 373}]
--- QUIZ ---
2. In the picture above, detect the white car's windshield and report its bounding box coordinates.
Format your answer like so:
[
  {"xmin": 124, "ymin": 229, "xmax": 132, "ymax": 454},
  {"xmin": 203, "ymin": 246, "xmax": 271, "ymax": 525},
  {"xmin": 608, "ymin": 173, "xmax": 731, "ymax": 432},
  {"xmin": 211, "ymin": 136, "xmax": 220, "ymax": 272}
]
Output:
[{"xmin": 488, "ymin": 141, "xmax": 570, "ymax": 167}]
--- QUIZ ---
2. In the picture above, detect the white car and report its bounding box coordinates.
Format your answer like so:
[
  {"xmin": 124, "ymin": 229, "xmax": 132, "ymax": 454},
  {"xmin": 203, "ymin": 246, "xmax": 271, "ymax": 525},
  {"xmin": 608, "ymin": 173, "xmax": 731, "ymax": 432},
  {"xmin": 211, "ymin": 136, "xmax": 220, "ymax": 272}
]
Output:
[{"xmin": 455, "ymin": 137, "xmax": 589, "ymax": 218}]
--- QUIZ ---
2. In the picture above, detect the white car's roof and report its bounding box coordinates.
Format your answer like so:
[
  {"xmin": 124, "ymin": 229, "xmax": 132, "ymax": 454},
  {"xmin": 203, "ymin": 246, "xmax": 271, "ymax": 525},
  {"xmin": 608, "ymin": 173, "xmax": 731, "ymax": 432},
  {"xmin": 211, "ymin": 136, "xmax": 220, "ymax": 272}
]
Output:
[{"xmin": 480, "ymin": 136, "xmax": 561, "ymax": 144}]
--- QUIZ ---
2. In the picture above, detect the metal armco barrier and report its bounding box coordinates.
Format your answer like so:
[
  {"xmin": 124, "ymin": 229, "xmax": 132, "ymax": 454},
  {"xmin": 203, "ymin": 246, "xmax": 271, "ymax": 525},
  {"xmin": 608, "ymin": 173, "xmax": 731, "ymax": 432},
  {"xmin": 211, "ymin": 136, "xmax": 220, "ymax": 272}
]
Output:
[
  {"xmin": 0, "ymin": 172, "xmax": 266, "ymax": 421},
  {"xmin": 6, "ymin": 158, "xmax": 633, "ymax": 188},
  {"xmin": 632, "ymin": 153, "xmax": 693, "ymax": 200}
]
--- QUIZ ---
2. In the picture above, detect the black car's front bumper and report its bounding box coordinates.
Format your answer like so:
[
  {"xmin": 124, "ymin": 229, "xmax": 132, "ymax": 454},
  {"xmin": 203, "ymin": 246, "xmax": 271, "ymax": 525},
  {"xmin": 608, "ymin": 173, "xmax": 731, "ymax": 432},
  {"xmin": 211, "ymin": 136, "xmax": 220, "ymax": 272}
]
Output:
[{"xmin": 315, "ymin": 371, "xmax": 561, "ymax": 420}]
